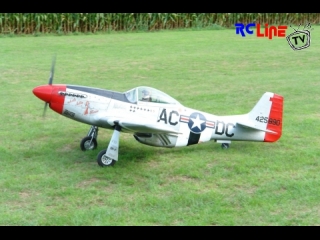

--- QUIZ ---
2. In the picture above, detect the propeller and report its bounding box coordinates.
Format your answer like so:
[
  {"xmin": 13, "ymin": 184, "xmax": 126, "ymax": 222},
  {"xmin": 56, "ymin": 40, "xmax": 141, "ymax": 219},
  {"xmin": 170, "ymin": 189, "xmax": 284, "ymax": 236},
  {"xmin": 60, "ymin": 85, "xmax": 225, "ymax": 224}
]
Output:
[{"xmin": 43, "ymin": 55, "xmax": 56, "ymax": 117}]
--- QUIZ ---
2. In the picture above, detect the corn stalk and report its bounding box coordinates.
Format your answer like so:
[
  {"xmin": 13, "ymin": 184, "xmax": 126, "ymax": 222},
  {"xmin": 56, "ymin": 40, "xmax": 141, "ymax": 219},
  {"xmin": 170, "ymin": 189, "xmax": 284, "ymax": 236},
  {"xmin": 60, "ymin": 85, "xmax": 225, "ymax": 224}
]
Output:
[{"xmin": 1, "ymin": 13, "xmax": 320, "ymax": 34}]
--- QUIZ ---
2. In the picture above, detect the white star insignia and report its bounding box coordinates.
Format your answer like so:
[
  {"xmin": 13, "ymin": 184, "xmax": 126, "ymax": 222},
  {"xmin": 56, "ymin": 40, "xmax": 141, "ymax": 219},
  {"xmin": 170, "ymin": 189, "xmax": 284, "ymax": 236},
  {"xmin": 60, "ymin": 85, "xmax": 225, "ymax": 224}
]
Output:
[{"xmin": 190, "ymin": 114, "xmax": 205, "ymax": 130}]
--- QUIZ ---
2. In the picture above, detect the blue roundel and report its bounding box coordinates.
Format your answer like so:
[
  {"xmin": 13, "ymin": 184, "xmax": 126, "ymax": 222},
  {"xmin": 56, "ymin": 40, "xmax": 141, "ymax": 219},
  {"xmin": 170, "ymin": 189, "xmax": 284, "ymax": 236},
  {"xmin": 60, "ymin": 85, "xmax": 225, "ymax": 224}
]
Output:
[{"xmin": 188, "ymin": 112, "xmax": 206, "ymax": 133}]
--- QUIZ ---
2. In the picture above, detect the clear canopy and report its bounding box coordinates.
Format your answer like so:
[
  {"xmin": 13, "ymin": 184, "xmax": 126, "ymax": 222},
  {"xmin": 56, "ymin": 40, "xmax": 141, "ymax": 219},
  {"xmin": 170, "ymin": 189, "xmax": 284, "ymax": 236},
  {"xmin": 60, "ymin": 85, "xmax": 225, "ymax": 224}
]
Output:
[{"xmin": 125, "ymin": 86, "xmax": 181, "ymax": 105}]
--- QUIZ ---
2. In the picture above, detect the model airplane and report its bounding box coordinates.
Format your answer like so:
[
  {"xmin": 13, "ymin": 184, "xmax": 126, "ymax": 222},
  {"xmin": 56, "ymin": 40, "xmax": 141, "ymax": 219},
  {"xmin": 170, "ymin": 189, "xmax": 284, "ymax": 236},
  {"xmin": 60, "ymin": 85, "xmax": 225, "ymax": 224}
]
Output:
[{"xmin": 33, "ymin": 57, "xmax": 284, "ymax": 167}]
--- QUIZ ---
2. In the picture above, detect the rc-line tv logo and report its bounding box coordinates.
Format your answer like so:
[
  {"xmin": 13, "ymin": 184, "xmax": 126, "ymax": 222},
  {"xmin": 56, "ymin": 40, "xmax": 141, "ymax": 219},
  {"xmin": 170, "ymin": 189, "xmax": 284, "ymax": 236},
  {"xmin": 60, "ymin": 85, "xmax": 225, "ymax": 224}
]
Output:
[
  {"xmin": 235, "ymin": 23, "xmax": 287, "ymax": 39},
  {"xmin": 286, "ymin": 23, "xmax": 313, "ymax": 51},
  {"xmin": 235, "ymin": 22, "xmax": 313, "ymax": 51}
]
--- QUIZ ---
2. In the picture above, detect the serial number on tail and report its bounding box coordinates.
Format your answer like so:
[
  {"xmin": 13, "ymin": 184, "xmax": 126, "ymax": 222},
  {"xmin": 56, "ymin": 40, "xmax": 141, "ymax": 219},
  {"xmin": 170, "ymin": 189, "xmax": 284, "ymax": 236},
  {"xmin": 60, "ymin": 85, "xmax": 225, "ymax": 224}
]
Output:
[{"xmin": 256, "ymin": 116, "xmax": 281, "ymax": 126}]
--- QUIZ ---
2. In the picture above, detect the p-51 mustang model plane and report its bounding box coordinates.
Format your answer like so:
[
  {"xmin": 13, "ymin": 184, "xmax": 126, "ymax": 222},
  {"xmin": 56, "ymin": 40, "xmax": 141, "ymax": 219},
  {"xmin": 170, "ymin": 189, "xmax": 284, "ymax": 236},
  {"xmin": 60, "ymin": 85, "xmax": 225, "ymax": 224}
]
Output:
[{"xmin": 33, "ymin": 58, "xmax": 284, "ymax": 167}]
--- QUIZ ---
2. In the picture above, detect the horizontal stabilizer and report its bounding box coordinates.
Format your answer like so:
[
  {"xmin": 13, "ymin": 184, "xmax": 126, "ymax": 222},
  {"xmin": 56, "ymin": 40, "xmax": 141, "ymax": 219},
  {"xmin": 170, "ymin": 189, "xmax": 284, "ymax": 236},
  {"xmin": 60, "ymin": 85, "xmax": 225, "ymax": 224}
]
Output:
[{"xmin": 236, "ymin": 121, "xmax": 277, "ymax": 134}]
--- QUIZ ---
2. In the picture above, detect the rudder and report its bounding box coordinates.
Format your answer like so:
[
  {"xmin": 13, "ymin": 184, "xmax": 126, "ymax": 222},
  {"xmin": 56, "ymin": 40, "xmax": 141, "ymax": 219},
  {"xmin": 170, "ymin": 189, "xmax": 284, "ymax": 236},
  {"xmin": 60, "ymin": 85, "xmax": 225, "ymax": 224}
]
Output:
[
  {"xmin": 247, "ymin": 92, "xmax": 284, "ymax": 142},
  {"xmin": 264, "ymin": 93, "xmax": 283, "ymax": 142}
]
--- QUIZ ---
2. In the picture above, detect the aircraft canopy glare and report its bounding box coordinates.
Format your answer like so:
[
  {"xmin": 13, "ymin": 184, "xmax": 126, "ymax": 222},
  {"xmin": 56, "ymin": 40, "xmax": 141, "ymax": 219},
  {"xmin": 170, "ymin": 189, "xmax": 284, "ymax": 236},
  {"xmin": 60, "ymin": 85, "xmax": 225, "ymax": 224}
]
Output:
[{"xmin": 125, "ymin": 86, "xmax": 182, "ymax": 105}]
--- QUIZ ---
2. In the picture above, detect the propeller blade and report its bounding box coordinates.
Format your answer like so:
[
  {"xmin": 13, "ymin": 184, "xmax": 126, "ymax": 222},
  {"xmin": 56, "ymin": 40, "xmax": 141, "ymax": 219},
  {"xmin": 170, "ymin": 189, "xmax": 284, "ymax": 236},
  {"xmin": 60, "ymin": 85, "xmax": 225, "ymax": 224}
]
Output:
[
  {"xmin": 43, "ymin": 102, "xmax": 48, "ymax": 118},
  {"xmin": 48, "ymin": 55, "xmax": 56, "ymax": 85},
  {"xmin": 41, "ymin": 55, "xmax": 56, "ymax": 117}
]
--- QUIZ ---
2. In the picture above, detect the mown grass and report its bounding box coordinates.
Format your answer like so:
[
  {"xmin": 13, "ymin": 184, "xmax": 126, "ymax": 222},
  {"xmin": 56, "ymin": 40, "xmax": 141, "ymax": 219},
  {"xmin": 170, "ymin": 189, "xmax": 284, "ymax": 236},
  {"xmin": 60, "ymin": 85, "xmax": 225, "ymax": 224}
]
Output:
[{"xmin": 0, "ymin": 27, "xmax": 319, "ymax": 225}]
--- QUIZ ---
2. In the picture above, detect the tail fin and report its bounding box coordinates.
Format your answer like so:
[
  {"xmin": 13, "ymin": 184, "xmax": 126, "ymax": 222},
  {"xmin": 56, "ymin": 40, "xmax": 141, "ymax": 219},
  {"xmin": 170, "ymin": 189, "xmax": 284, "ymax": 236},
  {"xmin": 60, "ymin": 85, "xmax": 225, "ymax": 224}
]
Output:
[{"xmin": 247, "ymin": 92, "xmax": 284, "ymax": 142}]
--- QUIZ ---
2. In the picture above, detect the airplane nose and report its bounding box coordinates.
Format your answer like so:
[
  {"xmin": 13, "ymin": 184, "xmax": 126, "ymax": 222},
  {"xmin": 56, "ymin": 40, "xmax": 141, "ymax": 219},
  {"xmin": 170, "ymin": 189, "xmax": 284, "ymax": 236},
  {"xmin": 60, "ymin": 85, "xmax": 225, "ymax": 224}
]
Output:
[{"xmin": 33, "ymin": 85, "xmax": 53, "ymax": 103}]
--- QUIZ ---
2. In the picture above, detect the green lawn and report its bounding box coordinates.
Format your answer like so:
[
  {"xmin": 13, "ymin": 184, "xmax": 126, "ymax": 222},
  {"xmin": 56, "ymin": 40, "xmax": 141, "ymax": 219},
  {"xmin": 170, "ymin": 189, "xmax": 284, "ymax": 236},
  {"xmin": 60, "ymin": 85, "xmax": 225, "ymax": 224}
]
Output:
[{"xmin": 0, "ymin": 27, "xmax": 319, "ymax": 225}]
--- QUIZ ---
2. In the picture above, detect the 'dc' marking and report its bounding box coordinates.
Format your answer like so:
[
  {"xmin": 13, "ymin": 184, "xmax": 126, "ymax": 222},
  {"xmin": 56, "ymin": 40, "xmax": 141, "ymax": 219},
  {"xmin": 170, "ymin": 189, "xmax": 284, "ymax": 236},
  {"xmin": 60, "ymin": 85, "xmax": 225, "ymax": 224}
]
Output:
[{"xmin": 215, "ymin": 120, "xmax": 235, "ymax": 137}]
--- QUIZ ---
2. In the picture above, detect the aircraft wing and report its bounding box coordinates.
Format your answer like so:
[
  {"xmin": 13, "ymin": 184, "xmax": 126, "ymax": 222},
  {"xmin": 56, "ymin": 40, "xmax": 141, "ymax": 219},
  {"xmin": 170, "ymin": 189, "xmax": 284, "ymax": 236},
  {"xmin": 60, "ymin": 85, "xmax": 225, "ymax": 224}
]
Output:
[
  {"xmin": 102, "ymin": 116, "xmax": 180, "ymax": 134},
  {"xmin": 118, "ymin": 120, "xmax": 180, "ymax": 134},
  {"xmin": 236, "ymin": 121, "xmax": 277, "ymax": 134}
]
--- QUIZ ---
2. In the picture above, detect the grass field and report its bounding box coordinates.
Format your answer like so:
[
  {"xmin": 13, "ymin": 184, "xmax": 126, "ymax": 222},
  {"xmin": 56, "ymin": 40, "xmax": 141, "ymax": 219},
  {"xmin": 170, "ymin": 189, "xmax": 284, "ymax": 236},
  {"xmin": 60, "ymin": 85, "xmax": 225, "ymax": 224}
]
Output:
[{"xmin": 0, "ymin": 27, "xmax": 319, "ymax": 226}]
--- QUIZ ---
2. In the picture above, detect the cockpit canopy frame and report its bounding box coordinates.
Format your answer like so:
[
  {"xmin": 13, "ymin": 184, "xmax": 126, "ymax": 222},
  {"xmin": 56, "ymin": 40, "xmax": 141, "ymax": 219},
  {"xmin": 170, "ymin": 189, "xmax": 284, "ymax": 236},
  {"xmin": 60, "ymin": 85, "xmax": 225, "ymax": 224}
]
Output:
[{"xmin": 125, "ymin": 86, "xmax": 181, "ymax": 105}]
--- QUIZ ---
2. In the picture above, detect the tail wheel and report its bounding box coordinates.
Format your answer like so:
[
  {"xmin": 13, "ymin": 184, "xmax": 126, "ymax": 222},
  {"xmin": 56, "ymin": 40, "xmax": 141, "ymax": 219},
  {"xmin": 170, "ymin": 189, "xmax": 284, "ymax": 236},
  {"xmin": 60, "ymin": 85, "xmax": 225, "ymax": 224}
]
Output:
[
  {"xmin": 221, "ymin": 143, "xmax": 230, "ymax": 149},
  {"xmin": 97, "ymin": 149, "xmax": 116, "ymax": 167},
  {"xmin": 80, "ymin": 136, "xmax": 98, "ymax": 151}
]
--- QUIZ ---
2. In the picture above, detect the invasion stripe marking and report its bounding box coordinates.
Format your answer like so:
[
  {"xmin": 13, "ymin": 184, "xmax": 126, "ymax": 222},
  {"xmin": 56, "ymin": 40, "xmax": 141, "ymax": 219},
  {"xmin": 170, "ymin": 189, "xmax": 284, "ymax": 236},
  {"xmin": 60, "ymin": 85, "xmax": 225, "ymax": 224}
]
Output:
[{"xmin": 187, "ymin": 132, "xmax": 201, "ymax": 146}]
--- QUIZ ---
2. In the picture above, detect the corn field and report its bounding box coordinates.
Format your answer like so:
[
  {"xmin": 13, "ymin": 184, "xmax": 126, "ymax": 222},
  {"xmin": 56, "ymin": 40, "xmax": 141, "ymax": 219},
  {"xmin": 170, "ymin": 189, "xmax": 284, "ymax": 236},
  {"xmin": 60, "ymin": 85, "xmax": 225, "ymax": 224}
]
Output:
[{"xmin": 1, "ymin": 13, "xmax": 320, "ymax": 34}]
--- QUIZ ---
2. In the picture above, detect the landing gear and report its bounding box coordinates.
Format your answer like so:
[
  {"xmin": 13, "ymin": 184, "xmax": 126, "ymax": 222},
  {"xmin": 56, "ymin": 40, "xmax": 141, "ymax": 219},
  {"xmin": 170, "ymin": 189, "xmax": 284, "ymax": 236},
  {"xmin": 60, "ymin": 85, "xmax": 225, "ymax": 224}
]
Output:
[
  {"xmin": 97, "ymin": 122, "xmax": 122, "ymax": 167},
  {"xmin": 80, "ymin": 136, "xmax": 97, "ymax": 151},
  {"xmin": 97, "ymin": 149, "xmax": 116, "ymax": 167},
  {"xmin": 216, "ymin": 140, "xmax": 231, "ymax": 149},
  {"xmin": 221, "ymin": 143, "xmax": 230, "ymax": 149},
  {"xmin": 80, "ymin": 126, "xmax": 98, "ymax": 151}
]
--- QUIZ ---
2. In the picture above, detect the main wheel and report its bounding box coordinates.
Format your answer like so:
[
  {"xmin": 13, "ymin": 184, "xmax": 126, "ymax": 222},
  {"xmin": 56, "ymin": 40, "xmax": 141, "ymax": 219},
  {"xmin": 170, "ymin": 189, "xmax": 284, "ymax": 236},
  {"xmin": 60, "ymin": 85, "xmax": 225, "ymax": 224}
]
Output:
[
  {"xmin": 221, "ymin": 143, "xmax": 230, "ymax": 149},
  {"xmin": 97, "ymin": 149, "xmax": 116, "ymax": 167},
  {"xmin": 80, "ymin": 136, "xmax": 98, "ymax": 151}
]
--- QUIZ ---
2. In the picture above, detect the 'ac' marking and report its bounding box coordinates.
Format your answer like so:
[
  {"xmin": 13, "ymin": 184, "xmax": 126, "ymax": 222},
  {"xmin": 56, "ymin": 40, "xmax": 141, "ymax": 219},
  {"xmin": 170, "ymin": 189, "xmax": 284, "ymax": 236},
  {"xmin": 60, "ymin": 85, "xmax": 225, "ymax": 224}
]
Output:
[{"xmin": 157, "ymin": 109, "xmax": 179, "ymax": 126}]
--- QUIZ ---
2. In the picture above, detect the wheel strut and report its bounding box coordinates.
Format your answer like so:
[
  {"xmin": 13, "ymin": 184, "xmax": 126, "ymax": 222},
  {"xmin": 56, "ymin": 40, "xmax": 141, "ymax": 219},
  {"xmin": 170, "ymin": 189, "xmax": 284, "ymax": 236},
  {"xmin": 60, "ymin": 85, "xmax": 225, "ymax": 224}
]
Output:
[{"xmin": 80, "ymin": 126, "xmax": 99, "ymax": 151}]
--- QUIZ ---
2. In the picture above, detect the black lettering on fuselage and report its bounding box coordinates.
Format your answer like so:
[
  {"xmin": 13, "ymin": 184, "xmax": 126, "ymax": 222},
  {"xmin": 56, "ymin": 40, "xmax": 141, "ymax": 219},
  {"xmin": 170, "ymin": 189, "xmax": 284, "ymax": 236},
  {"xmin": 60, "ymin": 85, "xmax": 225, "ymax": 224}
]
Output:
[
  {"xmin": 225, "ymin": 123, "xmax": 235, "ymax": 137},
  {"xmin": 169, "ymin": 111, "xmax": 179, "ymax": 126},
  {"xmin": 215, "ymin": 120, "xmax": 225, "ymax": 135},
  {"xmin": 157, "ymin": 109, "xmax": 167, "ymax": 124},
  {"xmin": 158, "ymin": 109, "xmax": 179, "ymax": 126},
  {"xmin": 215, "ymin": 121, "xmax": 234, "ymax": 138}
]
